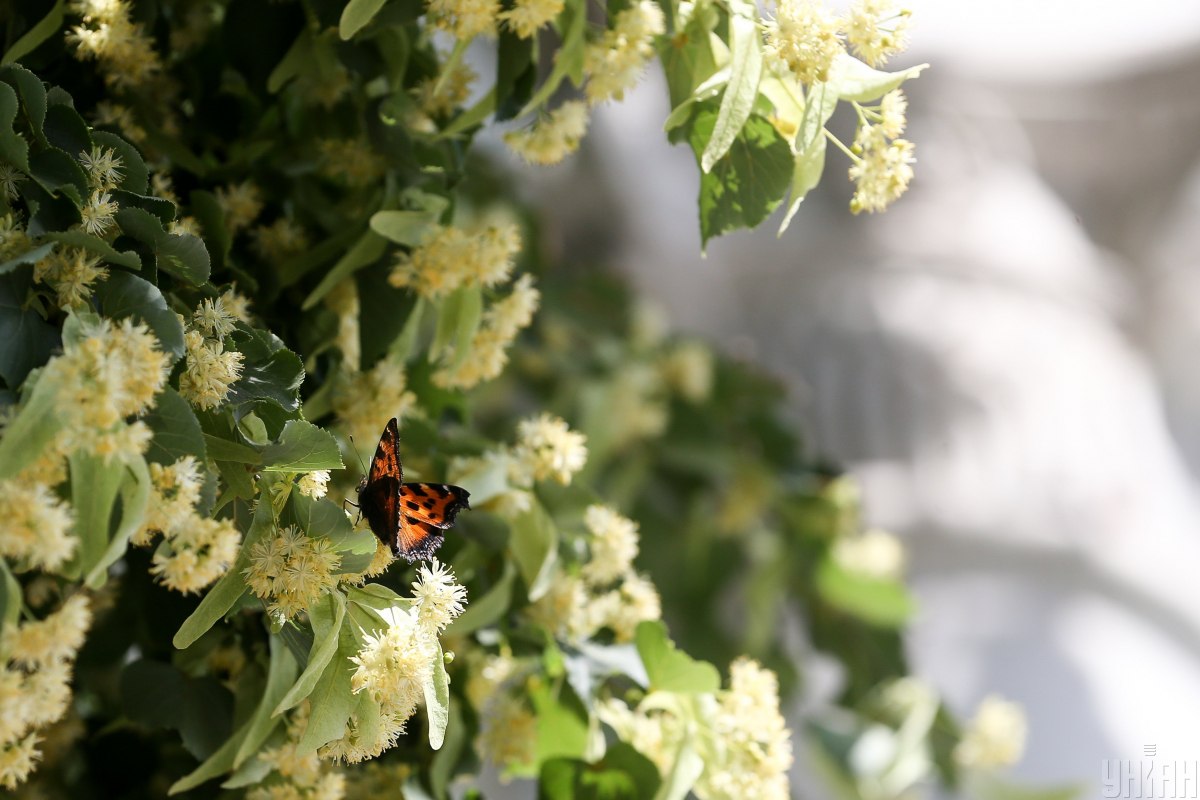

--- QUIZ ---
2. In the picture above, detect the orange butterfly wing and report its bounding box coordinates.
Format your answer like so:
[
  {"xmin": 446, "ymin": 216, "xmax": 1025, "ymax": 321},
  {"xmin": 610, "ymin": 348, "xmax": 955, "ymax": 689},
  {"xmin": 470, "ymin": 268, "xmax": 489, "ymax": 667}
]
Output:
[{"xmin": 357, "ymin": 418, "xmax": 471, "ymax": 563}]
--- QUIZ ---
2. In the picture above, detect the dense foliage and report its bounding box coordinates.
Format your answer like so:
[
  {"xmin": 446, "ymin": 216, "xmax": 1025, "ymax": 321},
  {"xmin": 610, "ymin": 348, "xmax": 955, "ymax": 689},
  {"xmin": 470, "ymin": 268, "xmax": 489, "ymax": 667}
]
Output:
[{"xmin": 0, "ymin": 1, "xmax": 1049, "ymax": 798}]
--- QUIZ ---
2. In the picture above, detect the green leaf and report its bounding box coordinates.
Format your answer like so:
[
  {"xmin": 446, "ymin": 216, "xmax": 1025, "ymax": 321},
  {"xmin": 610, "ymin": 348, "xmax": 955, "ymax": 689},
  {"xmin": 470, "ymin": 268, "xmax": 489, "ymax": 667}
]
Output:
[
  {"xmin": 0, "ymin": 367, "xmax": 62, "ymax": 480},
  {"xmin": 0, "ymin": 266, "xmax": 58, "ymax": 386},
  {"xmin": 267, "ymin": 28, "xmax": 313, "ymax": 93},
  {"xmin": 2, "ymin": 0, "xmax": 65, "ymax": 65},
  {"xmin": 226, "ymin": 329, "xmax": 305, "ymax": 411},
  {"xmin": 66, "ymin": 448, "xmax": 125, "ymax": 580},
  {"xmin": 233, "ymin": 636, "xmax": 299, "ymax": 767},
  {"xmin": 28, "ymin": 146, "xmax": 87, "ymax": 203},
  {"xmin": 93, "ymin": 270, "xmax": 185, "ymax": 359},
  {"xmin": 688, "ymin": 111, "xmax": 792, "ymax": 246},
  {"xmin": 301, "ymin": 230, "xmax": 387, "ymax": 310},
  {"xmin": 962, "ymin": 773, "xmax": 1084, "ymax": 800},
  {"xmin": 424, "ymin": 639, "xmax": 450, "ymax": 749},
  {"xmin": 368, "ymin": 209, "xmax": 438, "ymax": 246},
  {"xmin": 830, "ymin": 53, "xmax": 927, "ymax": 103},
  {"xmin": 92, "ymin": 130, "xmax": 149, "ymax": 194},
  {"xmin": 43, "ymin": 230, "xmax": 141, "ymax": 270},
  {"xmin": 0, "ymin": 561, "xmax": 20, "ymax": 629},
  {"xmin": 274, "ymin": 592, "xmax": 347, "ymax": 715},
  {"xmin": 173, "ymin": 496, "xmax": 275, "ymax": 649},
  {"xmin": 169, "ymin": 727, "xmax": 245, "ymax": 794},
  {"xmin": 112, "ymin": 189, "xmax": 177, "ymax": 224},
  {"xmin": 114, "ymin": 207, "xmax": 211, "ymax": 285},
  {"xmin": 431, "ymin": 285, "xmax": 482, "ymax": 365},
  {"xmin": 43, "ymin": 103, "xmax": 92, "ymax": 156},
  {"xmin": 0, "ymin": 64, "xmax": 46, "ymax": 141},
  {"xmin": 0, "ymin": 242, "xmax": 53, "ymax": 275},
  {"xmin": 84, "ymin": 455, "xmax": 151, "ymax": 589},
  {"xmin": 652, "ymin": 733, "xmax": 704, "ymax": 800},
  {"xmin": 0, "ymin": 82, "xmax": 28, "ymax": 171},
  {"xmin": 261, "ymin": 419, "xmax": 343, "ymax": 472},
  {"xmin": 540, "ymin": 744, "xmax": 662, "ymax": 800},
  {"xmin": 508, "ymin": 500, "xmax": 559, "ymax": 602},
  {"xmin": 340, "ymin": 0, "xmax": 388, "ymax": 39},
  {"xmin": 204, "ymin": 433, "xmax": 262, "ymax": 464},
  {"xmin": 531, "ymin": 681, "xmax": 588, "ymax": 766},
  {"xmin": 778, "ymin": 135, "xmax": 827, "ymax": 235},
  {"xmin": 634, "ymin": 620, "xmax": 720, "ymax": 694},
  {"xmin": 446, "ymin": 560, "xmax": 515, "ymax": 636},
  {"xmin": 814, "ymin": 557, "xmax": 915, "ymax": 627},
  {"xmin": 700, "ymin": 1, "xmax": 762, "ymax": 173},
  {"xmin": 295, "ymin": 622, "xmax": 357, "ymax": 754},
  {"xmin": 121, "ymin": 659, "xmax": 234, "ymax": 760},
  {"xmin": 144, "ymin": 388, "xmax": 206, "ymax": 466}
]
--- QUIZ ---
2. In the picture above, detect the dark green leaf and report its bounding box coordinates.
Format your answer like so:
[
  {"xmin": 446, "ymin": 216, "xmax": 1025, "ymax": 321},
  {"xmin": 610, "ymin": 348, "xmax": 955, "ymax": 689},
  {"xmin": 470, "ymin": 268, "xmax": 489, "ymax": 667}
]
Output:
[
  {"xmin": 189, "ymin": 189, "xmax": 228, "ymax": 271},
  {"xmin": 1, "ymin": 0, "xmax": 65, "ymax": 66},
  {"xmin": 157, "ymin": 231, "xmax": 211, "ymax": 284},
  {"xmin": 43, "ymin": 229, "xmax": 141, "ymax": 269},
  {"xmin": 92, "ymin": 130, "xmax": 149, "ymax": 194},
  {"xmin": 233, "ymin": 636, "xmax": 299, "ymax": 767},
  {"xmin": 111, "ymin": 189, "xmax": 177, "ymax": 224},
  {"xmin": 120, "ymin": 659, "xmax": 235, "ymax": 760},
  {"xmin": 42, "ymin": 103, "xmax": 92, "ymax": 157},
  {"xmin": 687, "ymin": 111, "xmax": 791, "ymax": 246},
  {"xmin": 144, "ymin": 388, "xmax": 207, "ymax": 465},
  {"xmin": 295, "ymin": 623, "xmax": 357, "ymax": 754},
  {"xmin": 0, "ymin": 242, "xmax": 53, "ymax": 275},
  {"xmin": 0, "ymin": 82, "xmax": 28, "ymax": 170},
  {"xmin": 94, "ymin": 271, "xmax": 185, "ymax": 358},
  {"xmin": 261, "ymin": 419, "xmax": 343, "ymax": 472},
  {"xmin": 0, "ymin": 64, "xmax": 46, "ymax": 139},
  {"xmin": 540, "ymin": 744, "xmax": 662, "ymax": 800},
  {"xmin": 28, "ymin": 146, "xmax": 88, "ymax": 203},
  {"xmin": 0, "ymin": 266, "xmax": 58, "ymax": 386},
  {"xmin": 204, "ymin": 434, "xmax": 262, "ymax": 464},
  {"xmin": 226, "ymin": 332, "xmax": 305, "ymax": 411},
  {"xmin": 301, "ymin": 230, "xmax": 387, "ymax": 310}
]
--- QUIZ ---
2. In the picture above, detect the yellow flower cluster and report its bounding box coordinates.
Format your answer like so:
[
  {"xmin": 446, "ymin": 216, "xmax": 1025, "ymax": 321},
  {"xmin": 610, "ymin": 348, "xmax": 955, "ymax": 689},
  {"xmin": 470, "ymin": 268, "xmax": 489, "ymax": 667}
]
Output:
[
  {"xmin": 583, "ymin": 1, "xmax": 665, "ymax": 104},
  {"xmin": 0, "ymin": 481, "xmax": 75, "ymax": 572},
  {"xmin": 415, "ymin": 61, "xmax": 477, "ymax": 119},
  {"xmin": 252, "ymin": 218, "xmax": 310, "ymax": 264},
  {"xmin": 433, "ymin": 274, "xmax": 540, "ymax": 389},
  {"xmin": 389, "ymin": 222, "xmax": 522, "ymax": 299},
  {"xmin": 332, "ymin": 357, "xmax": 418, "ymax": 447},
  {"xmin": 329, "ymin": 561, "xmax": 466, "ymax": 763},
  {"xmin": 599, "ymin": 657, "xmax": 793, "ymax": 799},
  {"xmin": 34, "ymin": 247, "xmax": 108, "ymax": 309},
  {"xmin": 179, "ymin": 298, "xmax": 246, "ymax": 411},
  {"xmin": 848, "ymin": 116, "xmax": 915, "ymax": 214},
  {"xmin": 426, "ymin": 0, "xmax": 500, "ymax": 39},
  {"xmin": 326, "ymin": 280, "xmax": 361, "ymax": 372},
  {"xmin": 0, "ymin": 595, "xmax": 92, "ymax": 790},
  {"xmin": 499, "ymin": 0, "xmax": 563, "ymax": 39},
  {"xmin": 504, "ymin": 101, "xmax": 590, "ymax": 166},
  {"xmin": 765, "ymin": 0, "xmax": 911, "ymax": 85},
  {"xmin": 660, "ymin": 340, "xmax": 715, "ymax": 403},
  {"xmin": 214, "ymin": 181, "xmax": 263, "ymax": 235},
  {"xmin": 831, "ymin": 527, "xmax": 906, "ymax": 579},
  {"xmin": 50, "ymin": 316, "xmax": 170, "ymax": 462},
  {"xmin": 512, "ymin": 412, "xmax": 588, "ymax": 486},
  {"xmin": 67, "ymin": 0, "xmax": 163, "ymax": 88},
  {"xmin": 529, "ymin": 505, "xmax": 660, "ymax": 643},
  {"xmin": 954, "ymin": 695, "xmax": 1028, "ymax": 769},
  {"xmin": 245, "ymin": 525, "xmax": 342, "ymax": 621},
  {"xmin": 318, "ymin": 139, "xmax": 388, "ymax": 188},
  {"xmin": 250, "ymin": 706, "xmax": 346, "ymax": 800}
]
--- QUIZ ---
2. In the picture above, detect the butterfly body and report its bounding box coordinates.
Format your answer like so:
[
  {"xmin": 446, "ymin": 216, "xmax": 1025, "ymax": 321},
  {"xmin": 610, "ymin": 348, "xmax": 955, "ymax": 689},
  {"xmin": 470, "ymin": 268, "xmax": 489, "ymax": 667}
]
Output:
[{"xmin": 357, "ymin": 418, "xmax": 470, "ymax": 562}]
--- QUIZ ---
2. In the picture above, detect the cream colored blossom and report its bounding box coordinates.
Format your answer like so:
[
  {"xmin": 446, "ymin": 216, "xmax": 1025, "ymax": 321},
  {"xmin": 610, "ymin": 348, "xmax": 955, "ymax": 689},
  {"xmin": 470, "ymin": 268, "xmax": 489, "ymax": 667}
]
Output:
[
  {"xmin": 0, "ymin": 214, "xmax": 29, "ymax": 260},
  {"xmin": 583, "ymin": 1, "xmax": 665, "ymax": 104},
  {"xmin": 845, "ymin": 0, "xmax": 910, "ymax": 67},
  {"xmin": 179, "ymin": 329, "xmax": 244, "ymax": 411},
  {"xmin": 0, "ymin": 165, "xmax": 24, "ymax": 201},
  {"xmin": 427, "ymin": 0, "xmax": 500, "ymax": 39},
  {"xmin": 512, "ymin": 412, "xmax": 587, "ymax": 485},
  {"xmin": 318, "ymin": 139, "xmax": 387, "ymax": 187},
  {"xmin": 389, "ymin": 223, "xmax": 522, "ymax": 299},
  {"xmin": 581, "ymin": 505, "xmax": 639, "ymax": 586},
  {"xmin": 478, "ymin": 693, "xmax": 537, "ymax": 769},
  {"xmin": 214, "ymin": 181, "xmax": 263, "ymax": 233},
  {"xmin": 34, "ymin": 248, "xmax": 108, "ymax": 308},
  {"xmin": 411, "ymin": 559, "xmax": 468, "ymax": 632},
  {"xmin": 831, "ymin": 528, "xmax": 906, "ymax": 580},
  {"xmin": 251, "ymin": 709, "xmax": 346, "ymax": 800},
  {"xmin": 416, "ymin": 61, "xmax": 477, "ymax": 117},
  {"xmin": 848, "ymin": 124, "xmax": 915, "ymax": 214},
  {"xmin": 252, "ymin": 218, "xmax": 310, "ymax": 263},
  {"xmin": 0, "ymin": 481, "xmax": 75, "ymax": 572},
  {"xmin": 220, "ymin": 286, "xmax": 253, "ymax": 324},
  {"xmin": 67, "ymin": 0, "xmax": 163, "ymax": 88},
  {"xmin": 765, "ymin": 0, "xmax": 845, "ymax": 85},
  {"xmin": 151, "ymin": 517, "xmax": 241, "ymax": 594},
  {"xmin": 333, "ymin": 357, "xmax": 418, "ymax": 445},
  {"xmin": 326, "ymin": 280, "xmax": 360, "ymax": 372},
  {"xmin": 504, "ymin": 101, "xmax": 589, "ymax": 165},
  {"xmin": 433, "ymin": 274, "xmax": 540, "ymax": 389},
  {"xmin": 193, "ymin": 296, "xmax": 238, "ymax": 338},
  {"xmin": 603, "ymin": 572, "xmax": 661, "ymax": 642},
  {"xmin": 298, "ymin": 470, "xmax": 331, "ymax": 499},
  {"xmin": 93, "ymin": 101, "xmax": 145, "ymax": 144},
  {"xmin": 245, "ymin": 525, "xmax": 342, "ymax": 621},
  {"xmin": 954, "ymin": 695, "xmax": 1027, "ymax": 769},
  {"xmin": 661, "ymin": 340, "xmax": 714, "ymax": 402},
  {"xmin": 78, "ymin": 146, "xmax": 123, "ymax": 190},
  {"xmin": 877, "ymin": 89, "xmax": 908, "ymax": 138},
  {"xmin": 2, "ymin": 596, "xmax": 91, "ymax": 669},
  {"xmin": 499, "ymin": 0, "xmax": 563, "ymax": 38},
  {"xmin": 0, "ymin": 732, "xmax": 41, "ymax": 790}
]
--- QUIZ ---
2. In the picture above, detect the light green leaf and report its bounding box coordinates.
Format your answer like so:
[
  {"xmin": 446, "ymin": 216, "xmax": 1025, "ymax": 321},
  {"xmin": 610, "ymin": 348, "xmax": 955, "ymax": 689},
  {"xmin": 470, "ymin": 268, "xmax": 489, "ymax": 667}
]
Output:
[
  {"xmin": 778, "ymin": 135, "xmax": 827, "ymax": 235},
  {"xmin": 340, "ymin": 0, "xmax": 389, "ymax": 40},
  {"xmin": 814, "ymin": 557, "xmax": 915, "ymax": 627},
  {"xmin": 261, "ymin": 419, "xmax": 344, "ymax": 472},
  {"xmin": 700, "ymin": 2, "xmax": 762, "ymax": 173},
  {"xmin": 431, "ymin": 285, "xmax": 482, "ymax": 368},
  {"xmin": 663, "ymin": 67, "xmax": 729, "ymax": 133},
  {"xmin": 368, "ymin": 209, "xmax": 438, "ymax": 246},
  {"xmin": 446, "ymin": 560, "xmax": 515, "ymax": 636},
  {"xmin": 531, "ymin": 681, "xmax": 588, "ymax": 767},
  {"xmin": 2, "ymin": 0, "xmax": 65, "ymax": 66},
  {"xmin": 173, "ymin": 496, "xmax": 274, "ymax": 649},
  {"xmin": 203, "ymin": 434, "xmax": 262, "ymax": 464},
  {"xmin": 273, "ymin": 592, "xmax": 347, "ymax": 715},
  {"xmin": 437, "ymin": 88, "xmax": 496, "ymax": 139},
  {"xmin": 66, "ymin": 449, "xmax": 125, "ymax": 580},
  {"xmin": 84, "ymin": 455, "xmax": 151, "ymax": 589},
  {"xmin": 508, "ymin": 500, "xmax": 558, "ymax": 602},
  {"xmin": 962, "ymin": 772, "xmax": 1084, "ymax": 800},
  {"xmin": 0, "ymin": 368, "xmax": 61, "ymax": 480},
  {"xmin": 653, "ymin": 733, "xmax": 705, "ymax": 800},
  {"xmin": 423, "ymin": 640, "xmax": 450, "ymax": 749},
  {"xmin": 830, "ymin": 53, "xmax": 927, "ymax": 103},
  {"xmin": 635, "ymin": 620, "xmax": 720, "ymax": 694},
  {"xmin": 302, "ymin": 230, "xmax": 387, "ymax": 310},
  {"xmin": 233, "ymin": 636, "xmax": 299, "ymax": 767},
  {"xmin": 295, "ymin": 623, "xmax": 357, "ymax": 754}
]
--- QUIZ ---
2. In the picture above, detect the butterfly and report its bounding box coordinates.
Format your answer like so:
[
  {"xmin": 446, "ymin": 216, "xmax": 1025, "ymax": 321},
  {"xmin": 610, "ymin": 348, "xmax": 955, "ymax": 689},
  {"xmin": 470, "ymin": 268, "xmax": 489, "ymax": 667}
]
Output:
[{"xmin": 356, "ymin": 418, "xmax": 471, "ymax": 562}]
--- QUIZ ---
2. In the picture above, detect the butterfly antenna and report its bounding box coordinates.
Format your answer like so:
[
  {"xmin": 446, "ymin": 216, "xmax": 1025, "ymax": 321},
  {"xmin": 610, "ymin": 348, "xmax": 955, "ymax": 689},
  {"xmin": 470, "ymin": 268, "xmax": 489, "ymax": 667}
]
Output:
[{"xmin": 348, "ymin": 434, "xmax": 368, "ymax": 475}]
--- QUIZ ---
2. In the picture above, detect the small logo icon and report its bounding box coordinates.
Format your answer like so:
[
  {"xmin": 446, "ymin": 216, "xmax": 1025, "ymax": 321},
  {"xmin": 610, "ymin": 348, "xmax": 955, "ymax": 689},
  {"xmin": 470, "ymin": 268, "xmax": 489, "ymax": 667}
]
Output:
[{"xmin": 1145, "ymin": 744, "xmax": 1158, "ymax": 757}]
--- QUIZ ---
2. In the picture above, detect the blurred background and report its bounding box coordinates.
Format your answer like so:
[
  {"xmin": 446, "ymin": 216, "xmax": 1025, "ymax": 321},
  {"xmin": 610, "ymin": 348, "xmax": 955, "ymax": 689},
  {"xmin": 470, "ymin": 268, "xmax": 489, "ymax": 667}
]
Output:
[{"xmin": 486, "ymin": 0, "xmax": 1200, "ymax": 794}]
